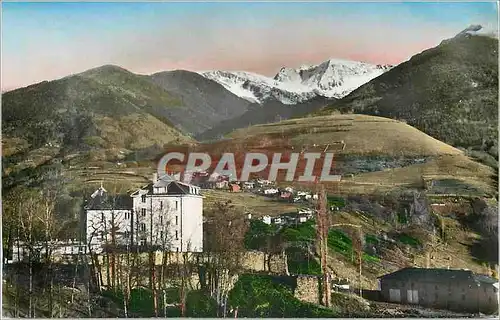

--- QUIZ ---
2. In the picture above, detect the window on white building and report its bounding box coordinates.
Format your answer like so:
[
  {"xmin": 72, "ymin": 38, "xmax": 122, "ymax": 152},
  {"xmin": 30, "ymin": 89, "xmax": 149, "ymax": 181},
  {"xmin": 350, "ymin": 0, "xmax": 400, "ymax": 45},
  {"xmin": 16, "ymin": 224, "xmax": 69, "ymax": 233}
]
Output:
[
  {"xmin": 160, "ymin": 231, "xmax": 164, "ymax": 239},
  {"xmin": 175, "ymin": 216, "xmax": 178, "ymax": 226},
  {"xmin": 125, "ymin": 212, "xmax": 130, "ymax": 219},
  {"xmin": 160, "ymin": 201, "xmax": 163, "ymax": 210},
  {"xmin": 141, "ymin": 208, "xmax": 146, "ymax": 217},
  {"xmin": 160, "ymin": 216, "xmax": 163, "ymax": 225},
  {"xmin": 140, "ymin": 223, "xmax": 146, "ymax": 232},
  {"xmin": 141, "ymin": 195, "xmax": 146, "ymax": 203},
  {"xmin": 175, "ymin": 230, "xmax": 178, "ymax": 240},
  {"xmin": 175, "ymin": 201, "xmax": 179, "ymax": 211}
]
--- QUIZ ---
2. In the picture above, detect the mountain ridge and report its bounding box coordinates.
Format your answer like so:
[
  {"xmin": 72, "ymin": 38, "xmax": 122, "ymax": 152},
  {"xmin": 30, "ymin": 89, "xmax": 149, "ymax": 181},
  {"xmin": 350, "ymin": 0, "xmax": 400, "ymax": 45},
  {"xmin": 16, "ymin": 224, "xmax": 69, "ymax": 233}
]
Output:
[
  {"xmin": 1, "ymin": 65, "xmax": 193, "ymax": 162},
  {"xmin": 200, "ymin": 59, "xmax": 392, "ymax": 104},
  {"xmin": 315, "ymin": 28, "xmax": 498, "ymax": 160},
  {"xmin": 148, "ymin": 69, "xmax": 252, "ymax": 136}
]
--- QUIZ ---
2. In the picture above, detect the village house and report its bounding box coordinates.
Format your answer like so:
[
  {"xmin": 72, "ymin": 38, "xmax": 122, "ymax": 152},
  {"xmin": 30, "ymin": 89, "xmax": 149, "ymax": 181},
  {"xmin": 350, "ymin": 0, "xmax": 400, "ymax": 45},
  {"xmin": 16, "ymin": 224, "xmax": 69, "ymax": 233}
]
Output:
[
  {"xmin": 261, "ymin": 215, "xmax": 272, "ymax": 225},
  {"xmin": 85, "ymin": 186, "xmax": 133, "ymax": 253},
  {"xmin": 199, "ymin": 180, "xmax": 216, "ymax": 189},
  {"xmin": 263, "ymin": 188, "xmax": 279, "ymax": 195},
  {"xmin": 332, "ymin": 278, "xmax": 351, "ymax": 292},
  {"xmin": 272, "ymin": 217, "xmax": 283, "ymax": 225},
  {"xmin": 9, "ymin": 239, "xmax": 86, "ymax": 263},
  {"xmin": 293, "ymin": 196, "xmax": 303, "ymax": 203},
  {"xmin": 297, "ymin": 191, "xmax": 309, "ymax": 197},
  {"xmin": 243, "ymin": 181, "xmax": 255, "ymax": 189},
  {"xmin": 297, "ymin": 215, "xmax": 308, "ymax": 223},
  {"xmin": 215, "ymin": 180, "xmax": 229, "ymax": 189},
  {"xmin": 189, "ymin": 171, "xmax": 210, "ymax": 187},
  {"xmin": 298, "ymin": 208, "xmax": 314, "ymax": 217},
  {"xmin": 258, "ymin": 179, "xmax": 273, "ymax": 186},
  {"xmin": 281, "ymin": 214, "xmax": 297, "ymax": 224},
  {"xmin": 294, "ymin": 191, "xmax": 318, "ymax": 202},
  {"xmin": 229, "ymin": 183, "xmax": 241, "ymax": 192},
  {"xmin": 85, "ymin": 174, "xmax": 203, "ymax": 253},
  {"xmin": 378, "ymin": 267, "xmax": 499, "ymax": 314},
  {"xmin": 279, "ymin": 191, "xmax": 293, "ymax": 200},
  {"xmin": 198, "ymin": 171, "xmax": 231, "ymax": 189}
]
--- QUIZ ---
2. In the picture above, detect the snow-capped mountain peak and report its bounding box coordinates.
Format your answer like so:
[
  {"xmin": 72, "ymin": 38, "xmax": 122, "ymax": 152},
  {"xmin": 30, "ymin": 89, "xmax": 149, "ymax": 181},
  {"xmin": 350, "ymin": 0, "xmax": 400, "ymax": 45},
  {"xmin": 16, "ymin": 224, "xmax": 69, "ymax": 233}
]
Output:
[{"xmin": 200, "ymin": 58, "xmax": 392, "ymax": 105}]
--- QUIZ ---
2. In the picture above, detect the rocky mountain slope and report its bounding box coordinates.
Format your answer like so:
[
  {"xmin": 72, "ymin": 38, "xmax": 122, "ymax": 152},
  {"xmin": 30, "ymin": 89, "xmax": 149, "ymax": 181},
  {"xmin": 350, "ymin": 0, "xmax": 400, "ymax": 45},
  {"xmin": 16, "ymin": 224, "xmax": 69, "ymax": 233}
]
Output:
[
  {"xmin": 201, "ymin": 59, "xmax": 391, "ymax": 104},
  {"xmin": 3, "ymin": 57, "xmax": 392, "ymax": 148},
  {"xmin": 148, "ymin": 70, "xmax": 252, "ymax": 136},
  {"xmin": 189, "ymin": 114, "xmax": 496, "ymax": 198},
  {"xmin": 2, "ymin": 65, "xmax": 192, "ymax": 152},
  {"xmin": 2, "ymin": 65, "xmax": 194, "ymax": 192},
  {"xmin": 195, "ymin": 95, "xmax": 334, "ymax": 141},
  {"xmin": 316, "ymin": 26, "xmax": 498, "ymax": 160}
]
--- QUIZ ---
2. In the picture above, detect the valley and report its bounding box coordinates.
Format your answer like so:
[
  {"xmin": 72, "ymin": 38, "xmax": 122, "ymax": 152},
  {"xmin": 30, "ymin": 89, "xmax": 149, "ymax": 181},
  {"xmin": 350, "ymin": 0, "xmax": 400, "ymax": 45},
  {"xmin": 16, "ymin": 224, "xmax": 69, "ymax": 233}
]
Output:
[{"xmin": 2, "ymin": 19, "xmax": 498, "ymax": 319}]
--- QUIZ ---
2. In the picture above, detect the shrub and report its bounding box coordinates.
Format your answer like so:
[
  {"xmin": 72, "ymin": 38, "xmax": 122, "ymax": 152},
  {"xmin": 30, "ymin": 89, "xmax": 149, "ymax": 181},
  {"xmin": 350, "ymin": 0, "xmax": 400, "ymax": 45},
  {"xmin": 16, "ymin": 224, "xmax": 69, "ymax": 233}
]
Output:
[
  {"xmin": 185, "ymin": 290, "xmax": 217, "ymax": 317},
  {"xmin": 244, "ymin": 220, "xmax": 279, "ymax": 250},
  {"xmin": 83, "ymin": 135, "xmax": 106, "ymax": 148},
  {"xmin": 129, "ymin": 288, "xmax": 155, "ymax": 317},
  {"xmin": 228, "ymin": 274, "xmax": 337, "ymax": 318},
  {"xmin": 286, "ymin": 247, "xmax": 322, "ymax": 275}
]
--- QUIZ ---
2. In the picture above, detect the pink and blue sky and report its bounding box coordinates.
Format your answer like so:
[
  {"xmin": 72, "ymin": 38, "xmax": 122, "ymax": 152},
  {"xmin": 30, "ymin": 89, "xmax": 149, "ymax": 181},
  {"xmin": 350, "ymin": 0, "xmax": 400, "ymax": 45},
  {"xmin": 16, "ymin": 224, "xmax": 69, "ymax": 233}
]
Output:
[{"xmin": 2, "ymin": 1, "xmax": 498, "ymax": 91}]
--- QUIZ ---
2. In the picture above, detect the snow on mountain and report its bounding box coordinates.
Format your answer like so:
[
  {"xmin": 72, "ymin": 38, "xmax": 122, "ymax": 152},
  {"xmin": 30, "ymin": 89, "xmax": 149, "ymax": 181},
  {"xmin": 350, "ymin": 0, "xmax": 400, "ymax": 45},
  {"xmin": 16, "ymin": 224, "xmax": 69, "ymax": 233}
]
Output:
[
  {"xmin": 200, "ymin": 59, "xmax": 392, "ymax": 105},
  {"xmin": 200, "ymin": 70, "xmax": 316, "ymax": 105}
]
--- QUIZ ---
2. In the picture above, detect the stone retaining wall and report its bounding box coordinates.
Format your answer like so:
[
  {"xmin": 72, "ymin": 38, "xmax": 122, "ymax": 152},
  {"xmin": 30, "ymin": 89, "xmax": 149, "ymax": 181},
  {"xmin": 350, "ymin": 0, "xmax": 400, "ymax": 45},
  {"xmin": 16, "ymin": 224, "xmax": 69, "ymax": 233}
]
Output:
[{"xmin": 294, "ymin": 275, "xmax": 320, "ymax": 304}]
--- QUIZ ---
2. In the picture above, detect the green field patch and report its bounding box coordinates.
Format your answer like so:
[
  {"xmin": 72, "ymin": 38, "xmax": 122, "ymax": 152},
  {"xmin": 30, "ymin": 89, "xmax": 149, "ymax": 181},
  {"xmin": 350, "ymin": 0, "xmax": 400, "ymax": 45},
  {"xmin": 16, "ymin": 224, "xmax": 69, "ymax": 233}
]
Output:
[
  {"xmin": 286, "ymin": 247, "xmax": 322, "ymax": 275},
  {"xmin": 327, "ymin": 196, "xmax": 346, "ymax": 208},
  {"xmin": 280, "ymin": 220, "xmax": 316, "ymax": 244},
  {"xmin": 365, "ymin": 234, "xmax": 379, "ymax": 245},
  {"xmin": 397, "ymin": 233, "xmax": 422, "ymax": 248},
  {"xmin": 327, "ymin": 229, "xmax": 353, "ymax": 255}
]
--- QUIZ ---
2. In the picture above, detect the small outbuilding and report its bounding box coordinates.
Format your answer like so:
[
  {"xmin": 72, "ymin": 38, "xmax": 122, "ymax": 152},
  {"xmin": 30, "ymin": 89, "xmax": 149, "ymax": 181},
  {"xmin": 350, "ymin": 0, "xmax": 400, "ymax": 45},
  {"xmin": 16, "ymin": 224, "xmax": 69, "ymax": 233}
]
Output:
[{"xmin": 378, "ymin": 267, "xmax": 499, "ymax": 314}]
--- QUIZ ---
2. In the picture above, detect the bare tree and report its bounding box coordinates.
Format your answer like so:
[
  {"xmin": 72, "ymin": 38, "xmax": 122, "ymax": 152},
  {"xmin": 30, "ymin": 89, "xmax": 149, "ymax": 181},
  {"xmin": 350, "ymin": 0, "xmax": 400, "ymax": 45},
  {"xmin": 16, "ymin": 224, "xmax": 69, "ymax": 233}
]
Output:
[
  {"xmin": 39, "ymin": 187, "xmax": 58, "ymax": 317},
  {"xmin": 203, "ymin": 200, "xmax": 248, "ymax": 317},
  {"xmin": 348, "ymin": 227, "xmax": 364, "ymax": 296},
  {"xmin": 14, "ymin": 188, "xmax": 46, "ymax": 318},
  {"xmin": 177, "ymin": 246, "xmax": 197, "ymax": 317},
  {"xmin": 156, "ymin": 203, "xmax": 175, "ymax": 318}
]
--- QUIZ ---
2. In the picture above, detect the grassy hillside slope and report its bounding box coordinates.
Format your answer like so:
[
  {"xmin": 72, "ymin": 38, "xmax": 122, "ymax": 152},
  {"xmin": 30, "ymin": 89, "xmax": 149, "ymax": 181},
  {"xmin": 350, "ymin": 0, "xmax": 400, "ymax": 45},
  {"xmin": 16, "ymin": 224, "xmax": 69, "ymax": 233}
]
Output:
[{"xmin": 316, "ymin": 33, "xmax": 498, "ymax": 157}]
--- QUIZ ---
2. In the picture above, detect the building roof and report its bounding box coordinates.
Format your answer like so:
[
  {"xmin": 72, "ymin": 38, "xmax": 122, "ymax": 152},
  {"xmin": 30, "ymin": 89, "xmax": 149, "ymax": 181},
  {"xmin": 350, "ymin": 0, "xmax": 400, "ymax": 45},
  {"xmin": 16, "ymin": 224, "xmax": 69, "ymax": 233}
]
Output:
[
  {"xmin": 85, "ymin": 187, "xmax": 133, "ymax": 210},
  {"xmin": 130, "ymin": 174, "xmax": 201, "ymax": 196},
  {"xmin": 153, "ymin": 174, "xmax": 177, "ymax": 187},
  {"xmin": 167, "ymin": 180, "xmax": 200, "ymax": 195},
  {"xmin": 474, "ymin": 274, "xmax": 499, "ymax": 285},
  {"xmin": 378, "ymin": 267, "xmax": 498, "ymax": 286},
  {"xmin": 129, "ymin": 183, "xmax": 153, "ymax": 195}
]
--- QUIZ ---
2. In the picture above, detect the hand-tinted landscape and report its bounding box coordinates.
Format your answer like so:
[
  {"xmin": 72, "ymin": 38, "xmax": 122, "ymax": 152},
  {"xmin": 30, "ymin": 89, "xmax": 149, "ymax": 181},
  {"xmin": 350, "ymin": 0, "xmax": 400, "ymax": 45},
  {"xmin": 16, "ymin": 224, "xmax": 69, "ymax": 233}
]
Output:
[{"xmin": 2, "ymin": 2, "xmax": 499, "ymax": 318}]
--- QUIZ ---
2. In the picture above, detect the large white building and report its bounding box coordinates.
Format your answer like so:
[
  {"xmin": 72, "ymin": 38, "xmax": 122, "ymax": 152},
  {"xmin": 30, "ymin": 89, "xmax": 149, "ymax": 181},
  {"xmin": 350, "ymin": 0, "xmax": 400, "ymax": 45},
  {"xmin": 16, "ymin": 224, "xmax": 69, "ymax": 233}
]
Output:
[
  {"xmin": 85, "ymin": 186, "xmax": 133, "ymax": 252},
  {"xmin": 85, "ymin": 174, "xmax": 203, "ymax": 253}
]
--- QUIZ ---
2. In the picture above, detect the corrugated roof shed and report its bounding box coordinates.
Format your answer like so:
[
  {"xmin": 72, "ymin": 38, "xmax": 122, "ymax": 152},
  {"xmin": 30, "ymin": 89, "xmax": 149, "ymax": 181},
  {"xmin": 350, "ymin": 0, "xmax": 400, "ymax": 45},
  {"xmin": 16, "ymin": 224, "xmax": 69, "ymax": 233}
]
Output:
[{"xmin": 378, "ymin": 267, "xmax": 498, "ymax": 285}]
